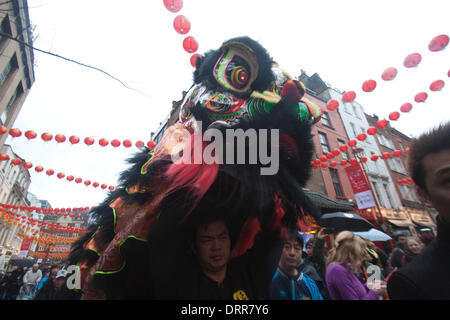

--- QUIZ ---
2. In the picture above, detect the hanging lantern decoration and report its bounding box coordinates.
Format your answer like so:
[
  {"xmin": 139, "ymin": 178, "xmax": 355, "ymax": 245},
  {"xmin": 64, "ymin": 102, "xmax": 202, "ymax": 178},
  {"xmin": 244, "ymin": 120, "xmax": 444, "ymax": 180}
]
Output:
[
  {"xmin": 332, "ymin": 149, "xmax": 341, "ymax": 156},
  {"xmin": 319, "ymin": 155, "xmax": 327, "ymax": 162},
  {"xmin": 339, "ymin": 145, "xmax": 348, "ymax": 152},
  {"xmin": 362, "ymin": 79, "xmax": 377, "ymax": 92},
  {"xmin": 111, "ymin": 139, "xmax": 121, "ymax": 148},
  {"xmin": 428, "ymin": 34, "xmax": 449, "ymax": 52},
  {"xmin": 93, "ymin": 182, "xmax": 99, "ymax": 188},
  {"xmin": 75, "ymin": 178, "xmax": 82, "ymax": 184},
  {"xmin": 357, "ymin": 133, "xmax": 367, "ymax": 141},
  {"xmin": 66, "ymin": 175, "xmax": 74, "ymax": 182},
  {"xmin": 389, "ymin": 111, "xmax": 400, "ymax": 121},
  {"xmin": 367, "ymin": 127, "xmax": 377, "ymax": 135},
  {"xmin": 123, "ymin": 140, "xmax": 132, "ymax": 148},
  {"xmin": 41, "ymin": 132, "xmax": 53, "ymax": 142},
  {"xmin": 404, "ymin": 147, "xmax": 410, "ymax": 154},
  {"xmin": 371, "ymin": 155, "xmax": 379, "ymax": 162},
  {"xmin": 340, "ymin": 160, "xmax": 347, "ymax": 166},
  {"xmin": 182, "ymin": 36, "xmax": 199, "ymax": 53},
  {"xmin": 393, "ymin": 150, "xmax": 403, "ymax": 157},
  {"xmin": 163, "ymin": 0, "xmax": 183, "ymax": 13},
  {"xmin": 99, "ymin": 138, "xmax": 109, "ymax": 147},
  {"xmin": 429, "ymin": 79, "xmax": 445, "ymax": 91},
  {"xmin": 313, "ymin": 159, "xmax": 321, "ymax": 166},
  {"xmin": 0, "ymin": 126, "xmax": 7, "ymax": 134},
  {"xmin": 329, "ymin": 161, "xmax": 337, "ymax": 168},
  {"xmin": 347, "ymin": 139, "xmax": 357, "ymax": 147},
  {"xmin": 326, "ymin": 99, "xmax": 339, "ymax": 111},
  {"xmin": 0, "ymin": 153, "xmax": 9, "ymax": 161},
  {"xmin": 84, "ymin": 137, "xmax": 95, "ymax": 146},
  {"xmin": 400, "ymin": 103, "xmax": 413, "ymax": 113},
  {"xmin": 147, "ymin": 141, "xmax": 156, "ymax": 149},
  {"xmin": 35, "ymin": 165, "xmax": 44, "ymax": 172},
  {"xmin": 101, "ymin": 184, "xmax": 107, "ymax": 189},
  {"xmin": 69, "ymin": 136, "xmax": 80, "ymax": 145},
  {"xmin": 9, "ymin": 128, "xmax": 22, "ymax": 138},
  {"xmin": 326, "ymin": 152, "xmax": 334, "ymax": 159},
  {"xmin": 25, "ymin": 130, "xmax": 37, "ymax": 140},
  {"xmin": 320, "ymin": 162, "xmax": 328, "ymax": 168},
  {"xmin": 414, "ymin": 92, "xmax": 428, "ymax": 103},
  {"xmin": 342, "ymin": 91, "xmax": 356, "ymax": 103},
  {"xmin": 11, "ymin": 158, "xmax": 22, "ymax": 166},
  {"xmin": 55, "ymin": 134, "xmax": 66, "ymax": 143},
  {"xmin": 349, "ymin": 158, "xmax": 358, "ymax": 165},
  {"xmin": 190, "ymin": 53, "xmax": 201, "ymax": 68},
  {"xmin": 135, "ymin": 140, "xmax": 145, "ymax": 148},
  {"xmin": 57, "ymin": 172, "xmax": 65, "ymax": 179},
  {"xmin": 46, "ymin": 169, "xmax": 55, "ymax": 176},
  {"xmin": 376, "ymin": 119, "xmax": 388, "ymax": 129},
  {"xmin": 173, "ymin": 15, "xmax": 191, "ymax": 34},
  {"xmin": 361, "ymin": 156, "xmax": 368, "ymax": 163},
  {"xmin": 403, "ymin": 52, "xmax": 422, "ymax": 68},
  {"xmin": 381, "ymin": 67, "xmax": 398, "ymax": 81},
  {"xmin": 381, "ymin": 152, "xmax": 391, "ymax": 159},
  {"xmin": 84, "ymin": 180, "xmax": 91, "ymax": 186},
  {"xmin": 23, "ymin": 162, "xmax": 33, "ymax": 169}
]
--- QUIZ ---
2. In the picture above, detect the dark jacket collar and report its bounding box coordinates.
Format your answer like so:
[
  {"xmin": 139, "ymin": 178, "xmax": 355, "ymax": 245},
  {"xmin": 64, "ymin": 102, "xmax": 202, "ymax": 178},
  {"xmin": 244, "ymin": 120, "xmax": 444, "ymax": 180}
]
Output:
[{"xmin": 436, "ymin": 215, "xmax": 450, "ymax": 248}]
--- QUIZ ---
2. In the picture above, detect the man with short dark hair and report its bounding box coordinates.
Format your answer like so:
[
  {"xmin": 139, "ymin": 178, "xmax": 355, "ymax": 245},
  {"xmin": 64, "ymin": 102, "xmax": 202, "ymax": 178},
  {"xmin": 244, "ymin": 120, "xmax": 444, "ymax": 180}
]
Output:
[
  {"xmin": 387, "ymin": 122, "xmax": 450, "ymax": 299},
  {"xmin": 389, "ymin": 234, "xmax": 408, "ymax": 270}
]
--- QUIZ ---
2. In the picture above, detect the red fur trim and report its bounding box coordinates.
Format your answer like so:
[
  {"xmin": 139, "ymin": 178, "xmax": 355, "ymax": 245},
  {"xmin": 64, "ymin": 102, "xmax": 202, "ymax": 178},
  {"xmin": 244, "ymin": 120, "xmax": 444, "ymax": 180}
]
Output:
[
  {"xmin": 279, "ymin": 133, "xmax": 300, "ymax": 160},
  {"xmin": 268, "ymin": 194, "xmax": 285, "ymax": 231},
  {"xmin": 230, "ymin": 217, "xmax": 261, "ymax": 258}
]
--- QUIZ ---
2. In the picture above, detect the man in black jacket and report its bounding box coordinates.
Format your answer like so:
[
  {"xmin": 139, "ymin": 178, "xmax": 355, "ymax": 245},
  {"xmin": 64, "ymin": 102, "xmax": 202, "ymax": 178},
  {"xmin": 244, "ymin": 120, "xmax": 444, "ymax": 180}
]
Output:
[{"xmin": 387, "ymin": 122, "xmax": 450, "ymax": 299}]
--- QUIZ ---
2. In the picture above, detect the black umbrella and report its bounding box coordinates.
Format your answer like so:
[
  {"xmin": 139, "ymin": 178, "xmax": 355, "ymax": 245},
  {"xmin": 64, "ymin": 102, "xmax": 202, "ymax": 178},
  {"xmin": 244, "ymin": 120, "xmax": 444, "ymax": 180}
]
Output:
[
  {"xmin": 318, "ymin": 212, "xmax": 374, "ymax": 232},
  {"xmin": 8, "ymin": 258, "xmax": 35, "ymax": 268}
]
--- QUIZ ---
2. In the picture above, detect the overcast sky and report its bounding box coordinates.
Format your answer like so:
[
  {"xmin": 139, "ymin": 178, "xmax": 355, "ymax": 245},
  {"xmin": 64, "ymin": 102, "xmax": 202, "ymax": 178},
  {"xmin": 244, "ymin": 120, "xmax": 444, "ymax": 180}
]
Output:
[{"xmin": 4, "ymin": 0, "xmax": 449, "ymax": 209}]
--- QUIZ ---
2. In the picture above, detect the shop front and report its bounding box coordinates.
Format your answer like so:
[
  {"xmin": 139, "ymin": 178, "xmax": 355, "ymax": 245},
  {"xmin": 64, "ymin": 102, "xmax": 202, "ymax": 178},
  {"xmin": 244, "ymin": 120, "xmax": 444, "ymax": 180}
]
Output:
[
  {"xmin": 407, "ymin": 208, "xmax": 437, "ymax": 236},
  {"xmin": 381, "ymin": 208, "xmax": 416, "ymax": 238}
]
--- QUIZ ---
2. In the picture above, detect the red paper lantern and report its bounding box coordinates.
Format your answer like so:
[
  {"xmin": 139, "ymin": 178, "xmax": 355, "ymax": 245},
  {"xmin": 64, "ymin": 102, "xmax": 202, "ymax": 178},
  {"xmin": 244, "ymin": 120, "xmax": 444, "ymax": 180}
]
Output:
[
  {"xmin": 75, "ymin": 178, "xmax": 82, "ymax": 184},
  {"xmin": 320, "ymin": 162, "xmax": 328, "ymax": 168},
  {"xmin": 0, "ymin": 125, "xmax": 7, "ymax": 134},
  {"xmin": 9, "ymin": 128, "xmax": 22, "ymax": 138},
  {"xmin": 93, "ymin": 182, "xmax": 99, "ymax": 188},
  {"xmin": 46, "ymin": 169, "xmax": 55, "ymax": 176},
  {"xmin": 326, "ymin": 99, "xmax": 339, "ymax": 111},
  {"xmin": 25, "ymin": 130, "xmax": 37, "ymax": 140},
  {"xmin": 329, "ymin": 161, "xmax": 337, "ymax": 168},
  {"xmin": 404, "ymin": 147, "xmax": 410, "ymax": 154},
  {"xmin": 84, "ymin": 137, "xmax": 95, "ymax": 146},
  {"xmin": 389, "ymin": 111, "xmax": 400, "ymax": 121},
  {"xmin": 381, "ymin": 152, "xmax": 391, "ymax": 159},
  {"xmin": 313, "ymin": 159, "xmax": 321, "ymax": 166},
  {"xmin": 35, "ymin": 165, "xmax": 43, "ymax": 172},
  {"xmin": 66, "ymin": 175, "xmax": 74, "ymax": 182},
  {"xmin": 190, "ymin": 54, "xmax": 201, "ymax": 68},
  {"xmin": 371, "ymin": 155, "xmax": 379, "ymax": 162},
  {"xmin": 57, "ymin": 172, "xmax": 65, "ymax": 179},
  {"xmin": 23, "ymin": 162, "xmax": 33, "ymax": 169},
  {"xmin": 400, "ymin": 103, "xmax": 413, "ymax": 113},
  {"xmin": 428, "ymin": 34, "xmax": 449, "ymax": 52},
  {"xmin": 111, "ymin": 139, "xmax": 121, "ymax": 147},
  {"xmin": 430, "ymin": 80, "xmax": 445, "ymax": 91},
  {"xmin": 99, "ymin": 138, "xmax": 109, "ymax": 147},
  {"xmin": 376, "ymin": 119, "xmax": 388, "ymax": 129},
  {"xmin": 163, "ymin": 0, "xmax": 183, "ymax": 13},
  {"xmin": 349, "ymin": 158, "xmax": 358, "ymax": 165},
  {"xmin": 381, "ymin": 67, "xmax": 398, "ymax": 81},
  {"xmin": 11, "ymin": 158, "xmax": 22, "ymax": 166},
  {"xmin": 332, "ymin": 149, "xmax": 340, "ymax": 156},
  {"xmin": 361, "ymin": 157, "xmax": 368, "ymax": 163},
  {"xmin": 362, "ymin": 80, "xmax": 377, "ymax": 92},
  {"xmin": 340, "ymin": 160, "xmax": 347, "ymax": 166},
  {"xmin": 123, "ymin": 140, "xmax": 132, "ymax": 148},
  {"xmin": 41, "ymin": 132, "xmax": 53, "ymax": 142},
  {"xmin": 69, "ymin": 136, "xmax": 80, "ymax": 144},
  {"xmin": 173, "ymin": 15, "xmax": 191, "ymax": 34},
  {"xmin": 319, "ymin": 155, "xmax": 327, "ymax": 162},
  {"xmin": 147, "ymin": 141, "xmax": 156, "ymax": 149},
  {"xmin": 347, "ymin": 140, "xmax": 357, "ymax": 147},
  {"xmin": 367, "ymin": 127, "xmax": 377, "ymax": 135},
  {"xmin": 414, "ymin": 92, "xmax": 428, "ymax": 103},
  {"xmin": 357, "ymin": 133, "xmax": 367, "ymax": 141},
  {"xmin": 0, "ymin": 153, "xmax": 9, "ymax": 161},
  {"xmin": 84, "ymin": 180, "xmax": 91, "ymax": 186},
  {"xmin": 403, "ymin": 52, "xmax": 422, "ymax": 68},
  {"xmin": 342, "ymin": 91, "xmax": 356, "ymax": 103},
  {"xmin": 393, "ymin": 150, "xmax": 402, "ymax": 157},
  {"xmin": 339, "ymin": 145, "xmax": 348, "ymax": 152},
  {"xmin": 406, "ymin": 177, "xmax": 413, "ymax": 184},
  {"xmin": 326, "ymin": 152, "xmax": 334, "ymax": 159},
  {"xmin": 183, "ymin": 36, "xmax": 199, "ymax": 53},
  {"xmin": 55, "ymin": 134, "xmax": 66, "ymax": 143},
  {"xmin": 101, "ymin": 184, "xmax": 107, "ymax": 189},
  {"xmin": 108, "ymin": 186, "xmax": 115, "ymax": 191}
]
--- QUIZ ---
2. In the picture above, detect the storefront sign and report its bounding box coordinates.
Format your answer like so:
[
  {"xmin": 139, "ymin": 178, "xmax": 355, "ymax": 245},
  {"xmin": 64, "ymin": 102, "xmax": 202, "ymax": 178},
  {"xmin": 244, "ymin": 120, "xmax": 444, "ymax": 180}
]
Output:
[
  {"xmin": 345, "ymin": 163, "xmax": 376, "ymax": 210},
  {"xmin": 18, "ymin": 238, "xmax": 33, "ymax": 259}
]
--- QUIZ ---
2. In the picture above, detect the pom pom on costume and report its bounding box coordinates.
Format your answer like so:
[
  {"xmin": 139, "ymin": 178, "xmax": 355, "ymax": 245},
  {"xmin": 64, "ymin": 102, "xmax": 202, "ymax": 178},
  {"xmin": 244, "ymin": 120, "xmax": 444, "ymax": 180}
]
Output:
[{"xmin": 68, "ymin": 36, "xmax": 323, "ymax": 300}]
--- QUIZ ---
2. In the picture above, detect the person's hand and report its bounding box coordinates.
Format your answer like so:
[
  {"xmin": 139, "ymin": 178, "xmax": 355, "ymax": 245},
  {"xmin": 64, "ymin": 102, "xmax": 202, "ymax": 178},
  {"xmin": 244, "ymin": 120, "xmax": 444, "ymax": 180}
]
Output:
[
  {"xmin": 367, "ymin": 280, "xmax": 387, "ymax": 296},
  {"xmin": 317, "ymin": 228, "xmax": 327, "ymax": 240}
]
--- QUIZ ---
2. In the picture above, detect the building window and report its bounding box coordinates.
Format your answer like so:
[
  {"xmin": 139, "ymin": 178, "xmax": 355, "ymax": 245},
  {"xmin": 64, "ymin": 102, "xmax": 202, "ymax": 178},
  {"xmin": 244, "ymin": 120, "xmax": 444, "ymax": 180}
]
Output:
[
  {"xmin": 329, "ymin": 168, "xmax": 344, "ymax": 197},
  {"xmin": 321, "ymin": 112, "xmax": 332, "ymax": 127},
  {"xmin": 337, "ymin": 139, "xmax": 349, "ymax": 160},
  {"xmin": 318, "ymin": 132, "xmax": 330, "ymax": 153},
  {"xmin": 353, "ymin": 104, "xmax": 361, "ymax": 119},
  {"xmin": 372, "ymin": 181, "xmax": 383, "ymax": 207},
  {"xmin": 377, "ymin": 134, "xmax": 395, "ymax": 149},
  {"xmin": 383, "ymin": 184, "xmax": 394, "ymax": 208},
  {"xmin": 349, "ymin": 122, "xmax": 358, "ymax": 138}
]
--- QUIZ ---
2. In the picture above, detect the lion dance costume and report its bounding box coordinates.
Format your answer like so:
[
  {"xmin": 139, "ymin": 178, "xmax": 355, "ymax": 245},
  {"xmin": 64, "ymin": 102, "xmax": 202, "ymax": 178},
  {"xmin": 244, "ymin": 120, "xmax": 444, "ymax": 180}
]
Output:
[{"xmin": 68, "ymin": 36, "xmax": 323, "ymax": 299}]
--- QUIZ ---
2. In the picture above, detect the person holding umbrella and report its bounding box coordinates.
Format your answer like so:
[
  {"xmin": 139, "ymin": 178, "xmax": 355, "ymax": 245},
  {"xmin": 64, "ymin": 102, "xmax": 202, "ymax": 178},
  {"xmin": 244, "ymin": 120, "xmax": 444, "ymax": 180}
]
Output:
[{"xmin": 325, "ymin": 231, "xmax": 386, "ymax": 300}]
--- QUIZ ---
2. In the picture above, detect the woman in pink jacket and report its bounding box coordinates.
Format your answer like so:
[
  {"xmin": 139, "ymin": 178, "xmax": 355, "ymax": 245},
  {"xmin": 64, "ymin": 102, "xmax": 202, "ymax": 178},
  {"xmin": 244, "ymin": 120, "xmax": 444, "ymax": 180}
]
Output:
[{"xmin": 325, "ymin": 231, "xmax": 386, "ymax": 300}]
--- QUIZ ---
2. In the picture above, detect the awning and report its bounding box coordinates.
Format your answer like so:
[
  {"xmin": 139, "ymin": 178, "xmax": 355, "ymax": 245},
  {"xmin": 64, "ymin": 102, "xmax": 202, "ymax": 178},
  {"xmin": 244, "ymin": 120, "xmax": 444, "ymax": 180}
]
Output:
[
  {"xmin": 412, "ymin": 220, "xmax": 436, "ymax": 229},
  {"xmin": 305, "ymin": 191, "xmax": 355, "ymax": 213},
  {"xmin": 387, "ymin": 219, "xmax": 415, "ymax": 228}
]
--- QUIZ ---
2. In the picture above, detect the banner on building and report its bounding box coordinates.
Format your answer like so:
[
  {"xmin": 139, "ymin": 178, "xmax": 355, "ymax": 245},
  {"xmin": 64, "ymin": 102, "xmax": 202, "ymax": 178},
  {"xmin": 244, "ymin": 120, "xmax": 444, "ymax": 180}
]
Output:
[
  {"xmin": 18, "ymin": 237, "xmax": 33, "ymax": 258},
  {"xmin": 345, "ymin": 163, "xmax": 376, "ymax": 210}
]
